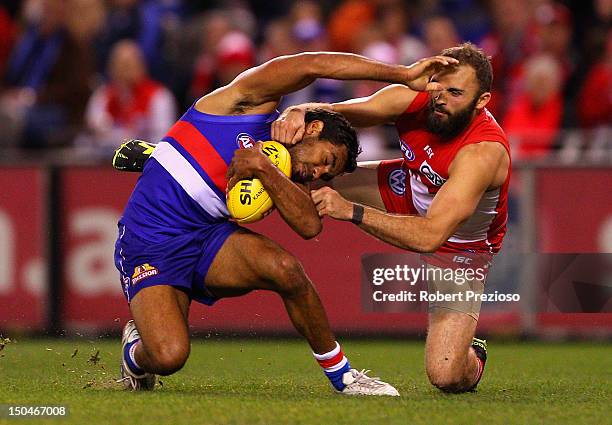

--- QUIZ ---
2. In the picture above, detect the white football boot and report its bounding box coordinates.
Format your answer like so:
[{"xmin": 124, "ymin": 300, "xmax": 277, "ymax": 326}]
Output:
[
  {"xmin": 337, "ymin": 369, "xmax": 400, "ymax": 397},
  {"xmin": 116, "ymin": 320, "xmax": 156, "ymax": 390}
]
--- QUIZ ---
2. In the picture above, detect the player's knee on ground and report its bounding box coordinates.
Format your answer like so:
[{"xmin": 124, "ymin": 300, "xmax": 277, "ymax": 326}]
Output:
[
  {"xmin": 266, "ymin": 251, "xmax": 310, "ymax": 297},
  {"xmin": 426, "ymin": 360, "xmax": 469, "ymax": 393},
  {"xmin": 144, "ymin": 338, "xmax": 190, "ymax": 376}
]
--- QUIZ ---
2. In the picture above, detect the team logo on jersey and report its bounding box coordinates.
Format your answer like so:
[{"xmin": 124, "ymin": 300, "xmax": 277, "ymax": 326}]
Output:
[
  {"xmin": 419, "ymin": 160, "xmax": 446, "ymax": 187},
  {"xmin": 400, "ymin": 141, "xmax": 415, "ymax": 161},
  {"xmin": 132, "ymin": 263, "xmax": 159, "ymax": 285},
  {"xmin": 236, "ymin": 133, "xmax": 255, "ymax": 149},
  {"xmin": 423, "ymin": 144, "xmax": 434, "ymax": 159},
  {"xmin": 388, "ymin": 168, "xmax": 407, "ymax": 196}
]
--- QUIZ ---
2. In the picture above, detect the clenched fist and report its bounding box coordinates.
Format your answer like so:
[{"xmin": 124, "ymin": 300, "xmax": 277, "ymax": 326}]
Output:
[{"xmin": 311, "ymin": 186, "xmax": 354, "ymax": 220}]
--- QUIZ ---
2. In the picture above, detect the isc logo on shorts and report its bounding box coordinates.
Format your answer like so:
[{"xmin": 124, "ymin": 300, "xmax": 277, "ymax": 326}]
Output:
[
  {"xmin": 419, "ymin": 160, "xmax": 446, "ymax": 187},
  {"xmin": 236, "ymin": 133, "xmax": 255, "ymax": 149},
  {"xmin": 388, "ymin": 168, "xmax": 407, "ymax": 196},
  {"xmin": 132, "ymin": 263, "xmax": 159, "ymax": 285}
]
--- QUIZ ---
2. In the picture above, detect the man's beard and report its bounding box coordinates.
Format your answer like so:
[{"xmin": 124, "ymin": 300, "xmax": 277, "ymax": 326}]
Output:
[
  {"xmin": 287, "ymin": 144, "xmax": 310, "ymax": 183},
  {"xmin": 425, "ymin": 97, "xmax": 478, "ymax": 140}
]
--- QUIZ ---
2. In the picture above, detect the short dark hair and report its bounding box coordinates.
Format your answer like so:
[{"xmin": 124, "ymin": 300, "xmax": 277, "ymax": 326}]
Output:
[
  {"xmin": 305, "ymin": 108, "xmax": 361, "ymax": 173},
  {"xmin": 440, "ymin": 42, "xmax": 493, "ymax": 95}
]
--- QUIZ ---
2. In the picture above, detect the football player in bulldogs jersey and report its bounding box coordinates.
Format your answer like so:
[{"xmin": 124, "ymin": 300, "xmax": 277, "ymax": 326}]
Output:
[
  {"xmin": 114, "ymin": 50, "xmax": 458, "ymax": 395},
  {"xmin": 276, "ymin": 43, "xmax": 510, "ymax": 393}
]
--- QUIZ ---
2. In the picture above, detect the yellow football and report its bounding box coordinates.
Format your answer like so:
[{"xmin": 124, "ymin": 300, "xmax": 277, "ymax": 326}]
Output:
[{"xmin": 226, "ymin": 141, "xmax": 291, "ymax": 223}]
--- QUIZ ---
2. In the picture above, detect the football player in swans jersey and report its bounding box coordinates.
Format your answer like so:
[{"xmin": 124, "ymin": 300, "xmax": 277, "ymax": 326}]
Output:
[
  {"xmin": 114, "ymin": 51, "xmax": 458, "ymax": 395},
  {"xmin": 274, "ymin": 43, "xmax": 510, "ymax": 393}
]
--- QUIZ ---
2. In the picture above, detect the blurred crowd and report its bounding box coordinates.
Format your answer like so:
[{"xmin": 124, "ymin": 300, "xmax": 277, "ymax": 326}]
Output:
[{"xmin": 0, "ymin": 0, "xmax": 609, "ymax": 162}]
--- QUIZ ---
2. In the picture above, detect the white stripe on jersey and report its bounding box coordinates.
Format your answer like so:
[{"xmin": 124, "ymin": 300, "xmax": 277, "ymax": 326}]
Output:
[
  {"xmin": 151, "ymin": 141, "xmax": 229, "ymax": 218},
  {"xmin": 409, "ymin": 173, "xmax": 499, "ymax": 244},
  {"xmin": 409, "ymin": 173, "xmax": 431, "ymax": 218}
]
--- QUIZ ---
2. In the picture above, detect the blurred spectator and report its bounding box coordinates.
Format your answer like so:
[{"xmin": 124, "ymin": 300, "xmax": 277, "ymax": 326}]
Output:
[
  {"xmin": 0, "ymin": 0, "xmax": 64, "ymax": 148},
  {"xmin": 187, "ymin": 7, "xmax": 257, "ymax": 104},
  {"xmin": 187, "ymin": 10, "xmax": 233, "ymax": 103},
  {"xmin": 3, "ymin": 0, "xmax": 64, "ymax": 92},
  {"xmin": 575, "ymin": 31, "xmax": 612, "ymax": 161},
  {"xmin": 78, "ymin": 40, "xmax": 176, "ymax": 151},
  {"xmin": 480, "ymin": 0, "xmax": 532, "ymax": 117},
  {"xmin": 216, "ymin": 31, "xmax": 256, "ymax": 87},
  {"xmin": 354, "ymin": 35, "xmax": 400, "ymax": 160},
  {"xmin": 0, "ymin": 0, "xmax": 607, "ymax": 161},
  {"xmin": 289, "ymin": 0, "xmax": 327, "ymax": 52},
  {"xmin": 0, "ymin": 0, "xmax": 100, "ymax": 149},
  {"xmin": 95, "ymin": 0, "xmax": 183, "ymax": 85},
  {"xmin": 578, "ymin": 32, "xmax": 612, "ymax": 130},
  {"xmin": 529, "ymin": 2, "xmax": 575, "ymax": 82},
  {"xmin": 277, "ymin": 0, "xmax": 344, "ymax": 109},
  {"xmin": 259, "ymin": 2, "xmax": 341, "ymax": 111},
  {"xmin": 327, "ymin": 0, "xmax": 376, "ymax": 52},
  {"xmin": 260, "ymin": 18, "xmax": 299, "ymax": 62},
  {"xmin": 378, "ymin": 3, "xmax": 427, "ymax": 65},
  {"xmin": 505, "ymin": 3, "xmax": 575, "ymax": 106},
  {"xmin": 425, "ymin": 0, "xmax": 490, "ymax": 43},
  {"xmin": 354, "ymin": 26, "xmax": 398, "ymax": 97},
  {"xmin": 422, "ymin": 15, "xmax": 460, "ymax": 55},
  {"xmin": 504, "ymin": 54, "xmax": 564, "ymax": 160}
]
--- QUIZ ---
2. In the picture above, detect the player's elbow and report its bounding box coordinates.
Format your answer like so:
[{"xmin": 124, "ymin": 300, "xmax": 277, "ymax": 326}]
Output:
[
  {"xmin": 298, "ymin": 219, "xmax": 322, "ymax": 240},
  {"xmin": 421, "ymin": 217, "xmax": 461, "ymax": 252},
  {"xmin": 424, "ymin": 231, "xmax": 452, "ymax": 253},
  {"xmin": 410, "ymin": 239, "xmax": 441, "ymax": 253},
  {"xmin": 408, "ymin": 224, "xmax": 449, "ymax": 253}
]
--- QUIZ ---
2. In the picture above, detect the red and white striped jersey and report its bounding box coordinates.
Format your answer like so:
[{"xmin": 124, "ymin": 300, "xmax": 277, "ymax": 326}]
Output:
[{"xmin": 394, "ymin": 92, "xmax": 511, "ymax": 254}]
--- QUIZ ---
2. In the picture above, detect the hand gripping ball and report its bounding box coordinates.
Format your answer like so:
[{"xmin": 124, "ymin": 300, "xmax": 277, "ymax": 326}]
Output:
[{"xmin": 226, "ymin": 141, "xmax": 291, "ymax": 223}]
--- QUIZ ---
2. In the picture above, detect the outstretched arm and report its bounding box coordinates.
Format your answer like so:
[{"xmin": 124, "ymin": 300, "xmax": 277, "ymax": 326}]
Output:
[
  {"xmin": 272, "ymin": 84, "xmax": 418, "ymax": 144},
  {"xmin": 271, "ymin": 55, "xmax": 455, "ymax": 144},
  {"xmin": 311, "ymin": 143, "xmax": 509, "ymax": 252},
  {"xmin": 198, "ymin": 53, "xmax": 456, "ymax": 116}
]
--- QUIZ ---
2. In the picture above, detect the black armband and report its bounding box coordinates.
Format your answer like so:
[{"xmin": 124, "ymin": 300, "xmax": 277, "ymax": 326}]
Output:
[{"xmin": 351, "ymin": 204, "xmax": 364, "ymax": 225}]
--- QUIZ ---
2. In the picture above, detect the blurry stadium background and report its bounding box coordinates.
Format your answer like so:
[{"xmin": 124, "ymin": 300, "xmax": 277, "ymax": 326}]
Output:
[{"xmin": 0, "ymin": 0, "xmax": 610, "ymax": 339}]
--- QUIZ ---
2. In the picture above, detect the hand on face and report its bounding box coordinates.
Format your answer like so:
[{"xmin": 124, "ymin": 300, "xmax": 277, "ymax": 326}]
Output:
[
  {"xmin": 272, "ymin": 107, "xmax": 306, "ymax": 145},
  {"xmin": 404, "ymin": 55, "xmax": 459, "ymax": 92},
  {"xmin": 310, "ymin": 186, "xmax": 353, "ymax": 220}
]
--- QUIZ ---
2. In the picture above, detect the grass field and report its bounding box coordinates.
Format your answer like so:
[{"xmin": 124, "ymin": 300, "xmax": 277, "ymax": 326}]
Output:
[{"xmin": 0, "ymin": 338, "xmax": 610, "ymax": 425}]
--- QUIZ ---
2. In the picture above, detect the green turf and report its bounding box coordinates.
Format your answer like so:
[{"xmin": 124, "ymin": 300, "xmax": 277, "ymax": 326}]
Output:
[{"xmin": 0, "ymin": 338, "xmax": 610, "ymax": 425}]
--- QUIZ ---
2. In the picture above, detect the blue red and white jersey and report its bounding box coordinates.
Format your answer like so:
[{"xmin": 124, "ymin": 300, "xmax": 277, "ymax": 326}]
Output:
[{"xmin": 119, "ymin": 104, "xmax": 279, "ymax": 241}]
